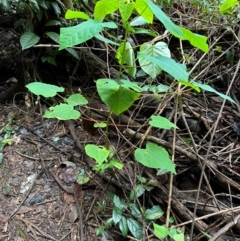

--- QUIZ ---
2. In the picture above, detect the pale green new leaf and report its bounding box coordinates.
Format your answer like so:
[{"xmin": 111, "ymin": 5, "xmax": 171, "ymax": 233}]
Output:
[
  {"xmin": 219, "ymin": 0, "xmax": 238, "ymax": 13},
  {"xmin": 138, "ymin": 53, "xmax": 189, "ymax": 81},
  {"xmin": 135, "ymin": 0, "xmax": 153, "ymax": 23},
  {"xmin": 94, "ymin": 0, "xmax": 119, "ymax": 22},
  {"xmin": 60, "ymin": 19, "xmax": 117, "ymax": 49},
  {"xmin": 26, "ymin": 82, "xmax": 64, "ymax": 97},
  {"xmin": 85, "ymin": 144, "xmax": 110, "ymax": 165},
  {"xmin": 20, "ymin": 32, "xmax": 40, "ymax": 50},
  {"xmin": 169, "ymin": 228, "xmax": 184, "ymax": 241},
  {"xmin": 44, "ymin": 104, "xmax": 80, "ymax": 120},
  {"xmin": 153, "ymin": 223, "xmax": 169, "ymax": 239},
  {"xmin": 65, "ymin": 9, "xmax": 90, "ymax": 20},
  {"xmin": 138, "ymin": 42, "xmax": 171, "ymax": 78},
  {"xmin": 66, "ymin": 94, "xmax": 88, "ymax": 106},
  {"xmin": 149, "ymin": 115, "xmax": 178, "ymax": 130},
  {"xmin": 119, "ymin": 1, "xmax": 134, "ymax": 21},
  {"xmin": 127, "ymin": 218, "xmax": 143, "ymax": 240},
  {"xmin": 192, "ymin": 81, "xmax": 235, "ymax": 103},
  {"xmin": 134, "ymin": 142, "xmax": 176, "ymax": 173}
]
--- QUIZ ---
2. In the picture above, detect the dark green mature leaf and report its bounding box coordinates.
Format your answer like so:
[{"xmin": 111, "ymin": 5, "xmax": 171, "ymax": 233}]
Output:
[
  {"xmin": 20, "ymin": 32, "xmax": 40, "ymax": 50},
  {"xmin": 127, "ymin": 218, "xmax": 143, "ymax": 239},
  {"xmin": 129, "ymin": 203, "xmax": 141, "ymax": 219},
  {"xmin": 145, "ymin": 205, "xmax": 164, "ymax": 220},
  {"xmin": 113, "ymin": 195, "xmax": 127, "ymax": 210},
  {"xmin": 119, "ymin": 216, "xmax": 128, "ymax": 237},
  {"xmin": 112, "ymin": 207, "xmax": 122, "ymax": 224}
]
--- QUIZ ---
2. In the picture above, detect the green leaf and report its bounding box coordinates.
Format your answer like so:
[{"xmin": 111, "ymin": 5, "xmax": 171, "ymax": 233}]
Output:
[
  {"xmin": 46, "ymin": 32, "xmax": 80, "ymax": 59},
  {"xmin": 116, "ymin": 41, "xmax": 136, "ymax": 77},
  {"xmin": 44, "ymin": 104, "xmax": 80, "ymax": 120},
  {"xmin": 66, "ymin": 94, "xmax": 88, "ymax": 106},
  {"xmin": 192, "ymin": 81, "xmax": 235, "ymax": 103},
  {"xmin": 109, "ymin": 159, "xmax": 124, "ymax": 169},
  {"xmin": 85, "ymin": 144, "xmax": 110, "ymax": 165},
  {"xmin": 65, "ymin": 48, "xmax": 80, "ymax": 59},
  {"xmin": 95, "ymin": 34, "xmax": 119, "ymax": 46},
  {"xmin": 20, "ymin": 32, "xmax": 40, "ymax": 50},
  {"xmin": 127, "ymin": 218, "xmax": 143, "ymax": 240},
  {"xmin": 51, "ymin": 1, "xmax": 61, "ymax": 17},
  {"xmin": 129, "ymin": 203, "xmax": 141, "ymax": 218},
  {"xmin": 219, "ymin": 0, "xmax": 238, "ymax": 13},
  {"xmin": 153, "ymin": 223, "xmax": 169, "ymax": 239},
  {"xmin": 180, "ymin": 27, "xmax": 208, "ymax": 53},
  {"xmin": 169, "ymin": 228, "xmax": 184, "ymax": 241},
  {"xmin": 179, "ymin": 80, "xmax": 200, "ymax": 92},
  {"xmin": 0, "ymin": 153, "xmax": 3, "ymax": 164},
  {"xmin": 119, "ymin": 216, "xmax": 128, "ymax": 237},
  {"xmin": 138, "ymin": 53, "xmax": 189, "ymax": 81},
  {"xmin": 147, "ymin": 0, "xmax": 208, "ymax": 53},
  {"xmin": 65, "ymin": 9, "xmax": 90, "ymax": 20},
  {"xmin": 26, "ymin": 82, "xmax": 64, "ymax": 97},
  {"xmin": 94, "ymin": 0, "xmax": 119, "ymax": 22},
  {"xmin": 46, "ymin": 31, "xmax": 60, "ymax": 43},
  {"xmin": 113, "ymin": 195, "xmax": 127, "ymax": 210},
  {"xmin": 134, "ymin": 28, "xmax": 158, "ymax": 37},
  {"xmin": 45, "ymin": 20, "xmax": 61, "ymax": 26},
  {"xmin": 41, "ymin": 56, "xmax": 56, "ymax": 66},
  {"xmin": 75, "ymin": 169, "xmax": 90, "ymax": 185},
  {"xmin": 94, "ymin": 122, "xmax": 107, "ymax": 128},
  {"xmin": 130, "ymin": 16, "xmax": 148, "ymax": 26},
  {"xmin": 96, "ymin": 78, "xmax": 140, "ymax": 116},
  {"xmin": 29, "ymin": 0, "xmax": 39, "ymax": 13},
  {"xmin": 96, "ymin": 226, "xmax": 105, "ymax": 235},
  {"xmin": 119, "ymin": 2, "xmax": 134, "ymax": 21},
  {"xmin": 135, "ymin": 0, "xmax": 153, "ymax": 23},
  {"xmin": 134, "ymin": 142, "xmax": 176, "ymax": 173},
  {"xmin": 113, "ymin": 207, "xmax": 122, "ymax": 224},
  {"xmin": 120, "ymin": 79, "xmax": 142, "ymax": 92},
  {"xmin": 145, "ymin": 205, "xmax": 164, "ymax": 220},
  {"xmin": 60, "ymin": 19, "xmax": 117, "ymax": 49},
  {"xmin": 138, "ymin": 42, "xmax": 171, "ymax": 78},
  {"xmin": 147, "ymin": 0, "xmax": 183, "ymax": 38},
  {"xmin": 149, "ymin": 115, "xmax": 178, "ymax": 130},
  {"xmin": 130, "ymin": 184, "xmax": 145, "ymax": 200}
]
